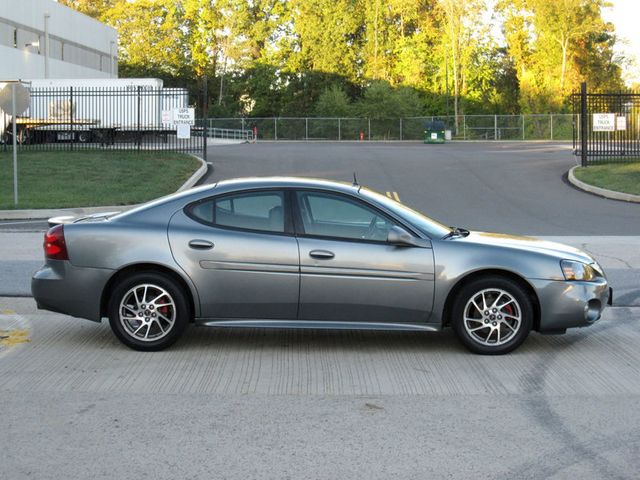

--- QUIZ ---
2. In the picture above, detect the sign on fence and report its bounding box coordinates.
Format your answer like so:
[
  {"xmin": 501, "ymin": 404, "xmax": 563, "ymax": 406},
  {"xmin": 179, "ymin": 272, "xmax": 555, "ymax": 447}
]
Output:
[
  {"xmin": 173, "ymin": 108, "xmax": 195, "ymax": 125},
  {"xmin": 592, "ymin": 113, "xmax": 616, "ymax": 132},
  {"xmin": 616, "ymin": 116, "xmax": 627, "ymax": 131}
]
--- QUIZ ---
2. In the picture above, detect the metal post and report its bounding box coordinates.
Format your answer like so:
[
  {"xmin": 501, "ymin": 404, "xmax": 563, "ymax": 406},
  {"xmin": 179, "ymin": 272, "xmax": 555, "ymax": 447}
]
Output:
[
  {"xmin": 522, "ymin": 114, "xmax": 525, "ymax": 140},
  {"xmin": 400, "ymin": 118, "xmax": 403, "ymax": 141},
  {"xmin": 202, "ymin": 76, "xmax": 208, "ymax": 160},
  {"xmin": 368, "ymin": 118, "xmax": 371, "ymax": 141},
  {"xmin": 550, "ymin": 114, "xmax": 553, "ymax": 140},
  {"xmin": 463, "ymin": 115, "xmax": 466, "ymax": 140},
  {"xmin": 580, "ymin": 82, "xmax": 588, "ymax": 167},
  {"xmin": 494, "ymin": 115, "xmax": 497, "ymax": 140},
  {"xmin": 137, "ymin": 85, "xmax": 141, "ymax": 151},
  {"xmin": 305, "ymin": 117, "xmax": 308, "ymax": 141},
  {"xmin": 274, "ymin": 117, "xmax": 277, "ymax": 140},
  {"xmin": 44, "ymin": 13, "xmax": 50, "ymax": 79},
  {"xmin": 11, "ymin": 83, "xmax": 18, "ymax": 205},
  {"xmin": 338, "ymin": 118, "xmax": 341, "ymax": 141},
  {"xmin": 69, "ymin": 86, "xmax": 74, "ymax": 151}
]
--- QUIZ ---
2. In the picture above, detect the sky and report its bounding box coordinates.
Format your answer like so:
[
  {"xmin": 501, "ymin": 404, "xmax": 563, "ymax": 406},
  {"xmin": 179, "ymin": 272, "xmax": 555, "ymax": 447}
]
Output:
[{"xmin": 602, "ymin": 0, "xmax": 640, "ymax": 86}]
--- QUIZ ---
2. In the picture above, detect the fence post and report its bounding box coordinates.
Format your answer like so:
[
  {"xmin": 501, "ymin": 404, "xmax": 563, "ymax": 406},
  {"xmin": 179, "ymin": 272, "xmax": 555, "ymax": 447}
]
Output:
[
  {"xmin": 202, "ymin": 76, "xmax": 208, "ymax": 160},
  {"xmin": 338, "ymin": 118, "xmax": 341, "ymax": 141},
  {"xmin": 274, "ymin": 117, "xmax": 277, "ymax": 140},
  {"xmin": 463, "ymin": 115, "xmax": 466, "ymax": 140},
  {"xmin": 368, "ymin": 118, "xmax": 371, "ymax": 141},
  {"xmin": 580, "ymin": 82, "xmax": 588, "ymax": 167},
  {"xmin": 305, "ymin": 117, "xmax": 308, "ymax": 141},
  {"xmin": 522, "ymin": 114, "xmax": 525, "ymax": 140},
  {"xmin": 70, "ymin": 86, "xmax": 74, "ymax": 151},
  {"xmin": 137, "ymin": 85, "xmax": 142, "ymax": 151},
  {"xmin": 400, "ymin": 118, "xmax": 403, "ymax": 141},
  {"xmin": 550, "ymin": 114, "xmax": 553, "ymax": 140},
  {"xmin": 494, "ymin": 115, "xmax": 497, "ymax": 140}
]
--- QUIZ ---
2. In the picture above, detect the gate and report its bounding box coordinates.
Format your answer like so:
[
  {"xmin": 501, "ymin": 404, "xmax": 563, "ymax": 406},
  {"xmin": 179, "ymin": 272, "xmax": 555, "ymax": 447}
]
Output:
[
  {"xmin": 1, "ymin": 86, "xmax": 207, "ymax": 159},
  {"xmin": 572, "ymin": 82, "xmax": 640, "ymax": 166}
]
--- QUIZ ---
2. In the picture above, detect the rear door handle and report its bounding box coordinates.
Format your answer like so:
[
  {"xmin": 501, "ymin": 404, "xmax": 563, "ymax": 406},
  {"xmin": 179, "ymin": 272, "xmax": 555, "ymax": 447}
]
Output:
[
  {"xmin": 188, "ymin": 239, "xmax": 214, "ymax": 250},
  {"xmin": 309, "ymin": 249, "xmax": 334, "ymax": 259}
]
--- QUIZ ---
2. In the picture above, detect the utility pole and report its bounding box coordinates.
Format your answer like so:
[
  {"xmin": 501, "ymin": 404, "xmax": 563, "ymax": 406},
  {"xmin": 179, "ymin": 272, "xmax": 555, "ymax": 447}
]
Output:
[{"xmin": 44, "ymin": 12, "xmax": 50, "ymax": 78}]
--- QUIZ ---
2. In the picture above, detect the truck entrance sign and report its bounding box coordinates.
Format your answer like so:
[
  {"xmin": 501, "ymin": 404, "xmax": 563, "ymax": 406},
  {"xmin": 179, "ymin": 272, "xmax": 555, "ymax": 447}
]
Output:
[
  {"xmin": 173, "ymin": 108, "xmax": 195, "ymax": 125},
  {"xmin": 592, "ymin": 113, "xmax": 615, "ymax": 132}
]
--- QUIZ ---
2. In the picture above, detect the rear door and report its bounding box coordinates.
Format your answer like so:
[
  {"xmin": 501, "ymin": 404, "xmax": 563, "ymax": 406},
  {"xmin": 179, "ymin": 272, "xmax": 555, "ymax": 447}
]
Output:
[
  {"xmin": 168, "ymin": 189, "xmax": 300, "ymax": 319},
  {"xmin": 294, "ymin": 190, "xmax": 435, "ymax": 324}
]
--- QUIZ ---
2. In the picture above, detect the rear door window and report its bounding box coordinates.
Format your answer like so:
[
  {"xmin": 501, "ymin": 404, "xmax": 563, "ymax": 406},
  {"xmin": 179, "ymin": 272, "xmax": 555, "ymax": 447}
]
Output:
[{"xmin": 187, "ymin": 191, "xmax": 285, "ymax": 233}]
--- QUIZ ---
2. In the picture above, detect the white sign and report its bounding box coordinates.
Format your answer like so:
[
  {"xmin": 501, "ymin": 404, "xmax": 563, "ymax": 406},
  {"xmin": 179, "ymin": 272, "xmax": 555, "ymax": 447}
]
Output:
[
  {"xmin": 616, "ymin": 116, "xmax": 627, "ymax": 131},
  {"xmin": 161, "ymin": 109, "xmax": 173, "ymax": 124},
  {"xmin": 173, "ymin": 107, "xmax": 195, "ymax": 125},
  {"xmin": 176, "ymin": 123, "xmax": 191, "ymax": 139},
  {"xmin": 592, "ymin": 113, "xmax": 615, "ymax": 132}
]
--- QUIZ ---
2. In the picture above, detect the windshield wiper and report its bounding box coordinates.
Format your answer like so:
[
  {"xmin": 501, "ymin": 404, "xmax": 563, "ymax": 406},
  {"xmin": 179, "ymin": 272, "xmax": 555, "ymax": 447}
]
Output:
[{"xmin": 442, "ymin": 227, "xmax": 470, "ymax": 240}]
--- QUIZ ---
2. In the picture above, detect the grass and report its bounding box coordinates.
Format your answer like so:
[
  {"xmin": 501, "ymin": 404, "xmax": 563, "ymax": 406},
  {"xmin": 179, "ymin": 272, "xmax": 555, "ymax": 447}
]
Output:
[
  {"xmin": 0, "ymin": 150, "xmax": 201, "ymax": 209},
  {"xmin": 574, "ymin": 161, "xmax": 640, "ymax": 196}
]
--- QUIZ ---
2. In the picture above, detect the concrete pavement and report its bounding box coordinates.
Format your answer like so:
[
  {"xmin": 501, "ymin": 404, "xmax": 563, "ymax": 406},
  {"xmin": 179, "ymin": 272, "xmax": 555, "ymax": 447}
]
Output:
[{"xmin": 1, "ymin": 297, "xmax": 639, "ymax": 479}]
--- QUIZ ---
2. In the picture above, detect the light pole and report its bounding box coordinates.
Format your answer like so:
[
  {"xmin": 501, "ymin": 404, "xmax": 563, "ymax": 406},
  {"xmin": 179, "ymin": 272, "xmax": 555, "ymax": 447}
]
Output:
[
  {"xmin": 44, "ymin": 12, "xmax": 50, "ymax": 78},
  {"xmin": 110, "ymin": 40, "xmax": 115, "ymax": 77}
]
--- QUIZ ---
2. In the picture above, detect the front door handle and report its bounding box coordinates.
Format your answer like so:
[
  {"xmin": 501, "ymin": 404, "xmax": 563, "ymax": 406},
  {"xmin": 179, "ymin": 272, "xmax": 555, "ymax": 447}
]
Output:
[
  {"xmin": 309, "ymin": 249, "xmax": 334, "ymax": 259},
  {"xmin": 188, "ymin": 239, "xmax": 214, "ymax": 250}
]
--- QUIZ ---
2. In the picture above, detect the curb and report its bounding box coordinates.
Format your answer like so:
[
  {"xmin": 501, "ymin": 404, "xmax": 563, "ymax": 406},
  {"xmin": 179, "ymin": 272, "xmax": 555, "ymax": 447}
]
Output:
[
  {"xmin": 568, "ymin": 166, "xmax": 640, "ymax": 203},
  {"xmin": 0, "ymin": 153, "xmax": 209, "ymax": 220}
]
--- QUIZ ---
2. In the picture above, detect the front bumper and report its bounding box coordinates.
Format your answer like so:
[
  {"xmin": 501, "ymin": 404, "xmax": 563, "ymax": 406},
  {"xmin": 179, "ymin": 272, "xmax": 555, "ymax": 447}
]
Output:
[
  {"xmin": 529, "ymin": 277, "xmax": 610, "ymax": 332},
  {"xmin": 31, "ymin": 260, "xmax": 114, "ymax": 322}
]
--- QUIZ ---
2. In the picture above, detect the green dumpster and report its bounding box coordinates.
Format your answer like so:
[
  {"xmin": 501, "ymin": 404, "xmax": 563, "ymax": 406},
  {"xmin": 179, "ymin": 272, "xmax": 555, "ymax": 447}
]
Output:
[{"xmin": 424, "ymin": 120, "xmax": 446, "ymax": 144}]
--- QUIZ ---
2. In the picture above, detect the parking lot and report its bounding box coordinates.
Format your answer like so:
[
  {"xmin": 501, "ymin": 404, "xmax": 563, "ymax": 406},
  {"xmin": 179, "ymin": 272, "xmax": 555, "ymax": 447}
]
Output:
[{"xmin": 1, "ymin": 142, "xmax": 639, "ymax": 479}]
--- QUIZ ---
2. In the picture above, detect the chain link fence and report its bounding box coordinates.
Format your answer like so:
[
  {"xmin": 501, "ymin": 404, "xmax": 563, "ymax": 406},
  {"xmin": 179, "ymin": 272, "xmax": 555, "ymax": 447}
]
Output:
[{"xmin": 207, "ymin": 114, "xmax": 573, "ymax": 141}]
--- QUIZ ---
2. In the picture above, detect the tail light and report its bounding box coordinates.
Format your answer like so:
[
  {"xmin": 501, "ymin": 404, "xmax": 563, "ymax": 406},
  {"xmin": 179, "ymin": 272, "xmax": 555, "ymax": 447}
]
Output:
[{"xmin": 44, "ymin": 224, "xmax": 69, "ymax": 260}]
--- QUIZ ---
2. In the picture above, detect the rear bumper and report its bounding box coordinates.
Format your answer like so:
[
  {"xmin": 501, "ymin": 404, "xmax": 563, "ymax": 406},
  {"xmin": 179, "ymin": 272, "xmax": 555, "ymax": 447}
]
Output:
[
  {"xmin": 530, "ymin": 277, "xmax": 610, "ymax": 332},
  {"xmin": 31, "ymin": 260, "xmax": 113, "ymax": 322}
]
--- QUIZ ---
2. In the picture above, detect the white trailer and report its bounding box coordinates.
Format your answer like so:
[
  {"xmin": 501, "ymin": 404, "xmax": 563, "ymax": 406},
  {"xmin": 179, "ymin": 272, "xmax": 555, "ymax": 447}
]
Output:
[{"xmin": 0, "ymin": 78, "xmax": 190, "ymax": 144}]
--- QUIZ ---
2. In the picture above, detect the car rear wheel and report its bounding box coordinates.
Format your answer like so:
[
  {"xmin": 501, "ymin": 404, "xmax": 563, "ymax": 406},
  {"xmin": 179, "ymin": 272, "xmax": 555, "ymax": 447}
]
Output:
[
  {"xmin": 452, "ymin": 276, "xmax": 533, "ymax": 355},
  {"xmin": 108, "ymin": 272, "xmax": 189, "ymax": 351}
]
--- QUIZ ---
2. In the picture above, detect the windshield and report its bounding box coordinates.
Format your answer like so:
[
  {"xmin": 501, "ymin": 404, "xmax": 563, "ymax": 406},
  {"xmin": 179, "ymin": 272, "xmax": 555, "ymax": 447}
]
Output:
[{"xmin": 359, "ymin": 188, "xmax": 452, "ymax": 239}]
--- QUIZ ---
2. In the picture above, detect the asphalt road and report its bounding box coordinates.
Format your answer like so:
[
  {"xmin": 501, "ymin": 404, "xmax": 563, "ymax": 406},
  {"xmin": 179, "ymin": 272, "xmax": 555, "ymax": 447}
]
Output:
[
  {"xmin": 1, "ymin": 141, "xmax": 639, "ymax": 479},
  {"xmin": 203, "ymin": 141, "xmax": 640, "ymax": 236}
]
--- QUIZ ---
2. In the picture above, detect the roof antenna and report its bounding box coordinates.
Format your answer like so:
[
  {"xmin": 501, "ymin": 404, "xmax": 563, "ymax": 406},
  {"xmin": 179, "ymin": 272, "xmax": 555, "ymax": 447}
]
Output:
[{"xmin": 352, "ymin": 172, "xmax": 358, "ymax": 187}]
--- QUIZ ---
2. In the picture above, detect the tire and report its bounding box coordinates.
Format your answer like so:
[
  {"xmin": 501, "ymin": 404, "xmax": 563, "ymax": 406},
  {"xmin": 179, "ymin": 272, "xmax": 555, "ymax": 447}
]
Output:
[
  {"xmin": 451, "ymin": 275, "xmax": 533, "ymax": 355},
  {"xmin": 108, "ymin": 272, "xmax": 190, "ymax": 351},
  {"xmin": 77, "ymin": 131, "xmax": 91, "ymax": 143}
]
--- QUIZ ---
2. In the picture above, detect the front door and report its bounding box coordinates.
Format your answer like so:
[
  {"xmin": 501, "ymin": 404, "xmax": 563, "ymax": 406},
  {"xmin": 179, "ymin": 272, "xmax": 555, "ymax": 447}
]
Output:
[
  {"xmin": 168, "ymin": 189, "xmax": 299, "ymax": 319},
  {"xmin": 294, "ymin": 190, "xmax": 435, "ymax": 324}
]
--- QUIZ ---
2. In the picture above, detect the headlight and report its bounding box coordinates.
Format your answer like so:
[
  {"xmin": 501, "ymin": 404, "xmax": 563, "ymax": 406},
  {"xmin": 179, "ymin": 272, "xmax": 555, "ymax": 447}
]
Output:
[{"xmin": 561, "ymin": 260, "xmax": 600, "ymax": 281}]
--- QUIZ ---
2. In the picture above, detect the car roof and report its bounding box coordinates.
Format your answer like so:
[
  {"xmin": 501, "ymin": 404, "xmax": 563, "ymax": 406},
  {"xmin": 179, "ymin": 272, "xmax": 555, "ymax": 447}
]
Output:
[
  {"xmin": 214, "ymin": 176, "xmax": 359, "ymax": 193},
  {"xmin": 112, "ymin": 177, "xmax": 361, "ymax": 222}
]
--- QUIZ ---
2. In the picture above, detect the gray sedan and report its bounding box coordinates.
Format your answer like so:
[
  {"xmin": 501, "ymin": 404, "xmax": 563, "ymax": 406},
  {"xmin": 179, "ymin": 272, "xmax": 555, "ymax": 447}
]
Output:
[{"xmin": 32, "ymin": 177, "xmax": 611, "ymax": 354}]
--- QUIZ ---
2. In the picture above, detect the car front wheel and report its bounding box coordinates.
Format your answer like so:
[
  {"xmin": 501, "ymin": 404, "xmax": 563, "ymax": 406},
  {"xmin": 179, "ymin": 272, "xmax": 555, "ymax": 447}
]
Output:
[
  {"xmin": 452, "ymin": 276, "xmax": 533, "ymax": 355},
  {"xmin": 108, "ymin": 272, "xmax": 189, "ymax": 351}
]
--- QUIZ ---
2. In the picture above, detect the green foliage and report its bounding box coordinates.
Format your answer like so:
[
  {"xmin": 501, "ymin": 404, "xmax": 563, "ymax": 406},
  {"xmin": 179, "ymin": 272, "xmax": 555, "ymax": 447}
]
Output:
[
  {"xmin": 314, "ymin": 86, "xmax": 353, "ymax": 117},
  {"xmin": 64, "ymin": 0, "xmax": 624, "ymax": 117},
  {"xmin": 356, "ymin": 82, "xmax": 423, "ymax": 118}
]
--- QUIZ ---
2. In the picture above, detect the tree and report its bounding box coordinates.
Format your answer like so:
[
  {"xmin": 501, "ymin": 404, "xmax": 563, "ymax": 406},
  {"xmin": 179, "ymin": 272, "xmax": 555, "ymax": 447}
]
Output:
[{"xmin": 314, "ymin": 85, "xmax": 353, "ymax": 117}]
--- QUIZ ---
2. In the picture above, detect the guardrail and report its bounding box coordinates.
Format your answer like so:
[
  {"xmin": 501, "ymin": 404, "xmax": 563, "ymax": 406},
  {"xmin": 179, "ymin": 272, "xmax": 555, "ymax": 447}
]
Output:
[
  {"xmin": 205, "ymin": 114, "xmax": 575, "ymax": 142},
  {"xmin": 206, "ymin": 126, "xmax": 254, "ymax": 143}
]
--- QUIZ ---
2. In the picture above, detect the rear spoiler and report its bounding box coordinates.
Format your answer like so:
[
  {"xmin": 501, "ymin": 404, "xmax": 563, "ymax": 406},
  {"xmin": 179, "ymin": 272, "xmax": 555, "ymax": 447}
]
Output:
[{"xmin": 47, "ymin": 211, "xmax": 120, "ymax": 228}]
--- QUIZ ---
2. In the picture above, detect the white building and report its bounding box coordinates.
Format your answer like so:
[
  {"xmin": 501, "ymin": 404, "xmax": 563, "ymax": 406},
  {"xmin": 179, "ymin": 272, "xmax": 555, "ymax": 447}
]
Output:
[{"xmin": 0, "ymin": 0, "xmax": 118, "ymax": 80}]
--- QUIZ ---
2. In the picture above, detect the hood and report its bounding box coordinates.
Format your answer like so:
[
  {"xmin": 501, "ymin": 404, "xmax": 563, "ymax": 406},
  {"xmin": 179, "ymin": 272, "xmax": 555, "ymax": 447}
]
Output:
[{"xmin": 454, "ymin": 231, "xmax": 595, "ymax": 264}]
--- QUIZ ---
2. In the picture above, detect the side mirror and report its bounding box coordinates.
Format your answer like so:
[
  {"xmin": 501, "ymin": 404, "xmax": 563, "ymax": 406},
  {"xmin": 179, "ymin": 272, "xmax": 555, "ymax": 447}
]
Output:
[{"xmin": 387, "ymin": 226, "xmax": 430, "ymax": 248}]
